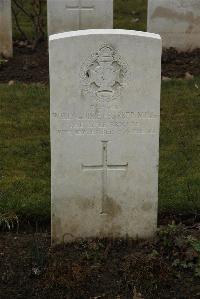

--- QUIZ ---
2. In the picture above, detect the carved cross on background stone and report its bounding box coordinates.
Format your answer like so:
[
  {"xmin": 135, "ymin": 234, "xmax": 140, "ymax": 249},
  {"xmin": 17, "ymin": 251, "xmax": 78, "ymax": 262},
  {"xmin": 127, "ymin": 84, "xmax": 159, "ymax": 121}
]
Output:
[
  {"xmin": 66, "ymin": 0, "xmax": 95, "ymax": 28},
  {"xmin": 82, "ymin": 141, "xmax": 128, "ymax": 214}
]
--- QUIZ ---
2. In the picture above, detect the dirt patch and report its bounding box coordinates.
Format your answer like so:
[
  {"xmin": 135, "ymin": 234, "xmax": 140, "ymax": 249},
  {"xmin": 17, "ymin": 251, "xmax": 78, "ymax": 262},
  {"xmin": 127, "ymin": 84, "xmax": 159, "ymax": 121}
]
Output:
[
  {"xmin": 0, "ymin": 44, "xmax": 200, "ymax": 84},
  {"xmin": 0, "ymin": 224, "xmax": 199, "ymax": 299},
  {"xmin": 162, "ymin": 48, "xmax": 200, "ymax": 78},
  {"xmin": 0, "ymin": 42, "xmax": 49, "ymax": 84}
]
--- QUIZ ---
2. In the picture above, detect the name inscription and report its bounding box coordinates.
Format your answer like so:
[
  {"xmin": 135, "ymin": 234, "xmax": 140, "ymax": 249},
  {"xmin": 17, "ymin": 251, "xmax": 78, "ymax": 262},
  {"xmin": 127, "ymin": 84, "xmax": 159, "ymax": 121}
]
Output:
[{"xmin": 52, "ymin": 110, "xmax": 159, "ymax": 135}]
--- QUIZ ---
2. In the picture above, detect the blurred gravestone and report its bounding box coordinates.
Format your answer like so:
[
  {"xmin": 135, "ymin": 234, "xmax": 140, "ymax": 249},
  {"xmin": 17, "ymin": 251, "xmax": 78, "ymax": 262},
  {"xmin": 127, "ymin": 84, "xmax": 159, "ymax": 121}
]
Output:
[
  {"xmin": 148, "ymin": 0, "xmax": 200, "ymax": 51},
  {"xmin": 0, "ymin": 0, "xmax": 12, "ymax": 57},
  {"xmin": 47, "ymin": 0, "xmax": 113, "ymax": 35},
  {"xmin": 49, "ymin": 29, "xmax": 161, "ymax": 244}
]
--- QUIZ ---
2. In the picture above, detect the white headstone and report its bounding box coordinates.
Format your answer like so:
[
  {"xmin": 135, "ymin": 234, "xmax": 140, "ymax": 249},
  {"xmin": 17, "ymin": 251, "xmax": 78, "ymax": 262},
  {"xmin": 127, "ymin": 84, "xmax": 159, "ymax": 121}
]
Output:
[
  {"xmin": 148, "ymin": 0, "xmax": 200, "ymax": 51},
  {"xmin": 47, "ymin": 0, "xmax": 113, "ymax": 35},
  {"xmin": 50, "ymin": 29, "xmax": 161, "ymax": 244},
  {"xmin": 0, "ymin": 0, "xmax": 12, "ymax": 58}
]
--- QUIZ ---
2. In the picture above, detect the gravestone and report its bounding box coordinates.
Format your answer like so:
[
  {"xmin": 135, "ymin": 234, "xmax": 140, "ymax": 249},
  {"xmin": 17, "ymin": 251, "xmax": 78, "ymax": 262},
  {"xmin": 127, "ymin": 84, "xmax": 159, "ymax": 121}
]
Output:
[
  {"xmin": 0, "ymin": 0, "xmax": 12, "ymax": 58},
  {"xmin": 148, "ymin": 0, "xmax": 200, "ymax": 51},
  {"xmin": 47, "ymin": 0, "xmax": 113, "ymax": 35},
  {"xmin": 50, "ymin": 29, "xmax": 161, "ymax": 244}
]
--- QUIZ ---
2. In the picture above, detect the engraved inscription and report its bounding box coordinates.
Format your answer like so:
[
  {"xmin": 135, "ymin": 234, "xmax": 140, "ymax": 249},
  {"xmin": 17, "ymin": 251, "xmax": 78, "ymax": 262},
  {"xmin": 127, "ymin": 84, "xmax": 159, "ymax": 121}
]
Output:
[
  {"xmin": 66, "ymin": 0, "xmax": 94, "ymax": 28},
  {"xmin": 53, "ymin": 110, "xmax": 160, "ymax": 135},
  {"xmin": 82, "ymin": 141, "xmax": 128, "ymax": 214},
  {"xmin": 81, "ymin": 45, "xmax": 128, "ymax": 102}
]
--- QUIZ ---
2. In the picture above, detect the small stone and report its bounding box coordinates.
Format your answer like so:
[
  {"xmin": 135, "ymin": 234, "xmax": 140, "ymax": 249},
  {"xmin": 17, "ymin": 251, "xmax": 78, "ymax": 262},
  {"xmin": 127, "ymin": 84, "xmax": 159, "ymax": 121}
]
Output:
[
  {"xmin": 19, "ymin": 41, "xmax": 26, "ymax": 47},
  {"xmin": 185, "ymin": 72, "xmax": 194, "ymax": 80},
  {"xmin": 32, "ymin": 267, "xmax": 41, "ymax": 276},
  {"xmin": 132, "ymin": 18, "xmax": 139, "ymax": 23},
  {"xmin": 8, "ymin": 80, "xmax": 15, "ymax": 85},
  {"xmin": 162, "ymin": 76, "xmax": 171, "ymax": 81}
]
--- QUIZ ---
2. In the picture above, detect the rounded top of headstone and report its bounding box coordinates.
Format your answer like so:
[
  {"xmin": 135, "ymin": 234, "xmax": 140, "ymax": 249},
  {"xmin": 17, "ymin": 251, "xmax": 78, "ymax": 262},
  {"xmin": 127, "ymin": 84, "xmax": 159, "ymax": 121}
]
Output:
[{"xmin": 49, "ymin": 29, "xmax": 161, "ymax": 42}]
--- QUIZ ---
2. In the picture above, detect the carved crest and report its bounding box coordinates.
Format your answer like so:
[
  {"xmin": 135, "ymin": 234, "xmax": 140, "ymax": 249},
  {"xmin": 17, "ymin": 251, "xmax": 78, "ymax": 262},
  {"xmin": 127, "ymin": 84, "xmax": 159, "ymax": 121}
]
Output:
[{"xmin": 80, "ymin": 45, "xmax": 128, "ymax": 102}]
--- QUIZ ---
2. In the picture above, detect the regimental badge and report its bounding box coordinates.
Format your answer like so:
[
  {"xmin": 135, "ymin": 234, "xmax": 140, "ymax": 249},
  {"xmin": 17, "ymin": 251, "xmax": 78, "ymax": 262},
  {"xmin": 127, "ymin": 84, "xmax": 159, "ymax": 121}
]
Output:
[{"xmin": 80, "ymin": 45, "xmax": 128, "ymax": 103}]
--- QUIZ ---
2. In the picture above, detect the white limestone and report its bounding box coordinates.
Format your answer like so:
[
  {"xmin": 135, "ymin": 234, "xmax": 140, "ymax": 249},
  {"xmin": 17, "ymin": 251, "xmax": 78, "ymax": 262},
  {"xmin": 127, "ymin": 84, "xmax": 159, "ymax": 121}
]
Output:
[
  {"xmin": 148, "ymin": 0, "xmax": 200, "ymax": 51},
  {"xmin": 47, "ymin": 0, "xmax": 113, "ymax": 35},
  {"xmin": 50, "ymin": 29, "xmax": 161, "ymax": 244},
  {"xmin": 0, "ymin": 0, "xmax": 12, "ymax": 58}
]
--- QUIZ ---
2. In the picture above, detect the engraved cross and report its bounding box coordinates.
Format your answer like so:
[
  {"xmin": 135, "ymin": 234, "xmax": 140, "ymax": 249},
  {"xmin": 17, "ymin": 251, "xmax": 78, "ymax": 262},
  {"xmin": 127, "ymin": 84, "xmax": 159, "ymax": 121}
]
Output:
[
  {"xmin": 66, "ymin": 0, "xmax": 95, "ymax": 28},
  {"xmin": 82, "ymin": 141, "xmax": 128, "ymax": 214}
]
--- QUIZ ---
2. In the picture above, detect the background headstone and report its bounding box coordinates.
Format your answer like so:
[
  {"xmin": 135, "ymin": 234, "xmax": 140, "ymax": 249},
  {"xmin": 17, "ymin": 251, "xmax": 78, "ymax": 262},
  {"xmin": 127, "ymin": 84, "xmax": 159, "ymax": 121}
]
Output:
[
  {"xmin": 50, "ymin": 29, "xmax": 161, "ymax": 244},
  {"xmin": 47, "ymin": 0, "xmax": 113, "ymax": 35},
  {"xmin": 0, "ymin": 0, "xmax": 13, "ymax": 58},
  {"xmin": 148, "ymin": 0, "xmax": 200, "ymax": 51}
]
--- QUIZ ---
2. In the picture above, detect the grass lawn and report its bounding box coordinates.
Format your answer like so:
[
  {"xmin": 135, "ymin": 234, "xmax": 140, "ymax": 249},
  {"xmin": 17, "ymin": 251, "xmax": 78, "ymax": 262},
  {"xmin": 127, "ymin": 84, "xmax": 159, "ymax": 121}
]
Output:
[
  {"xmin": 114, "ymin": 0, "xmax": 147, "ymax": 31},
  {"xmin": 0, "ymin": 84, "xmax": 50, "ymax": 222},
  {"xmin": 0, "ymin": 80, "xmax": 199, "ymax": 222},
  {"xmin": 159, "ymin": 79, "xmax": 200, "ymax": 214}
]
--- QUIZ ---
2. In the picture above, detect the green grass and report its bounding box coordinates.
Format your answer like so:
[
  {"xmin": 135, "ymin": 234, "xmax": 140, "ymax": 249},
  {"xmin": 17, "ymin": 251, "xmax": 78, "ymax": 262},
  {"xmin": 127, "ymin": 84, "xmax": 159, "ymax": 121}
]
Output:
[
  {"xmin": 114, "ymin": 0, "xmax": 147, "ymax": 31},
  {"xmin": 0, "ymin": 80, "xmax": 199, "ymax": 221},
  {"xmin": 0, "ymin": 84, "xmax": 50, "ymax": 221},
  {"xmin": 159, "ymin": 79, "xmax": 200, "ymax": 214}
]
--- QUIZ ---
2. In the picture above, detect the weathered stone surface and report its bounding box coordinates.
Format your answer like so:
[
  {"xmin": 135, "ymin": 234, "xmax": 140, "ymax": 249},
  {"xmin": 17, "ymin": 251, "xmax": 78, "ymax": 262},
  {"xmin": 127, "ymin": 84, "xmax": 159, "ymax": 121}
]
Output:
[
  {"xmin": 0, "ymin": 0, "xmax": 12, "ymax": 58},
  {"xmin": 148, "ymin": 0, "xmax": 200, "ymax": 51},
  {"xmin": 47, "ymin": 0, "xmax": 113, "ymax": 35},
  {"xmin": 50, "ymin": 29, "xmax": 161, "ymax": 244}
]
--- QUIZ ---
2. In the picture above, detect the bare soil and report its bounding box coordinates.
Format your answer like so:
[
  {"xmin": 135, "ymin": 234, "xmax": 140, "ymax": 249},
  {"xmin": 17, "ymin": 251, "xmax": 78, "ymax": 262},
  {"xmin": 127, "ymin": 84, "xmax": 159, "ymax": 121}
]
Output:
[
  {"xmin": 0, "ymin": 223, "xmax": 200, "ymax": 299},
  {"xmin": 0, "ymin": 42, "xmax": 49, "ymax": 84},
  {"xmin": 162, "ymin": 48, "xmax": 200, "ymax": 79}
]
